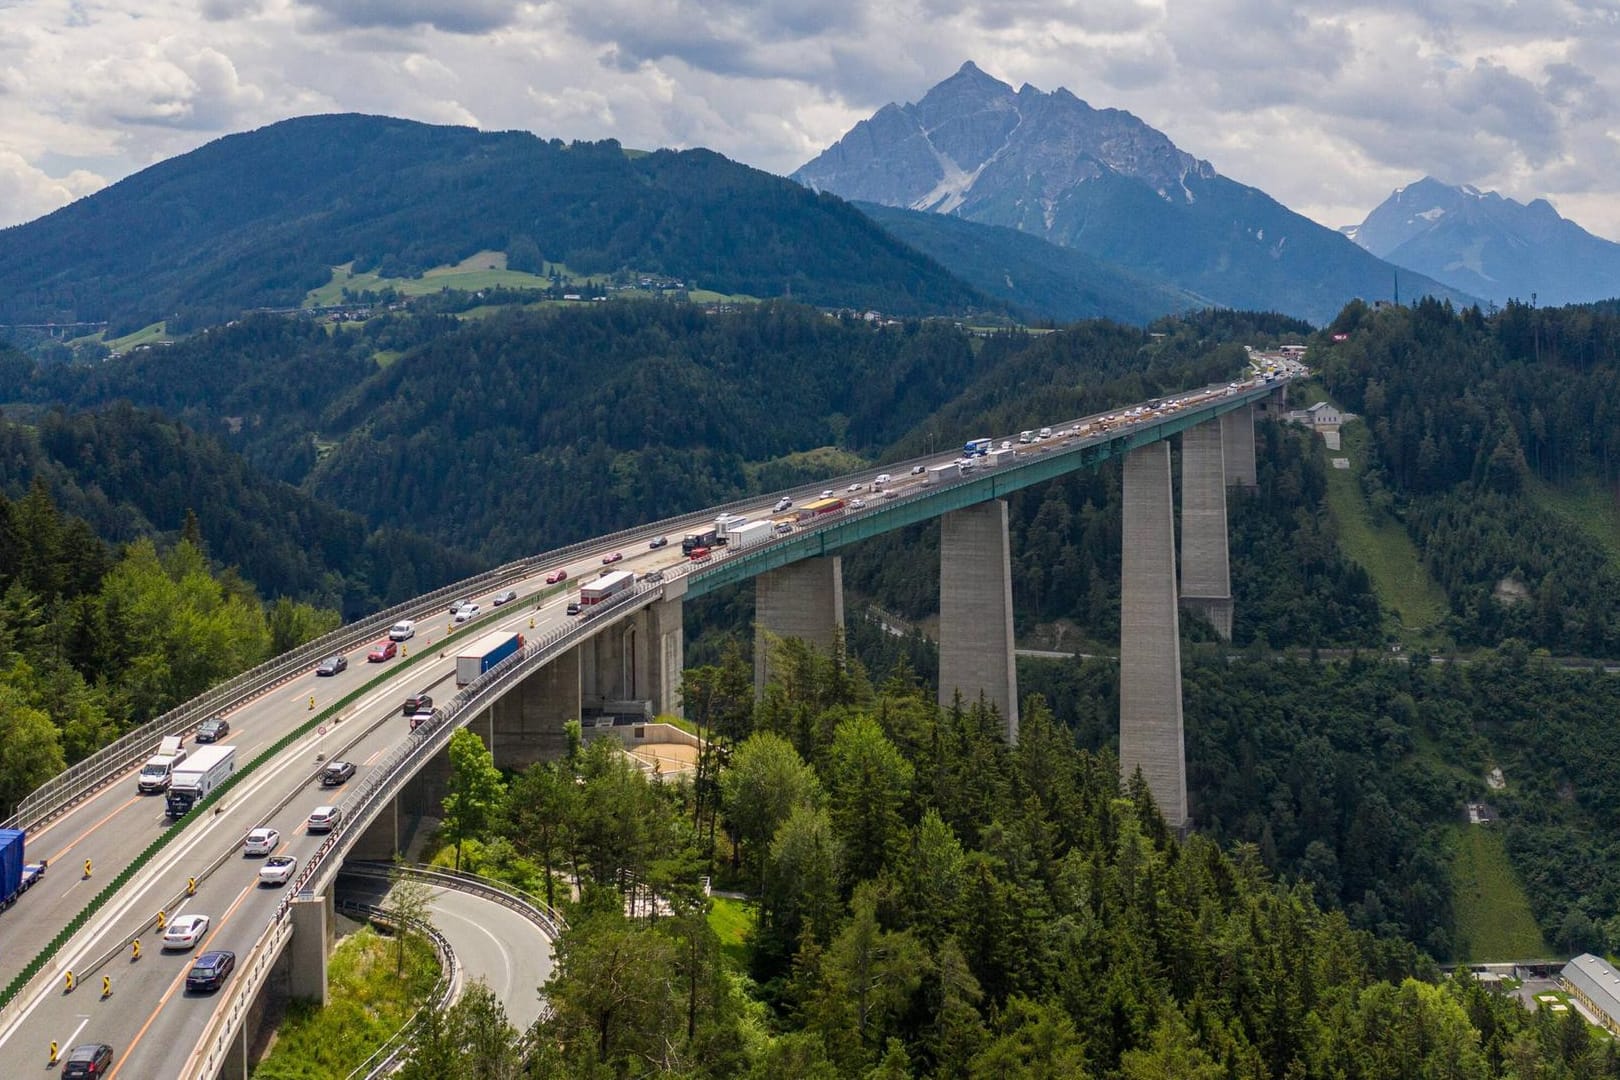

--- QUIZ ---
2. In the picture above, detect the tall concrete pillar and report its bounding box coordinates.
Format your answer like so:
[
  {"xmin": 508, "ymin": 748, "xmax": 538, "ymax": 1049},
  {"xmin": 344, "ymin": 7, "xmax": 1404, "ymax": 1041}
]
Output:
[
  {"xmin": 938, "ymin": 500, "xmax": 1019, "ymax": 742},
  {"xmin": 1221, "ymin": 404, "xmax": 1257, "ymax": 490},
  {"xmin": 1119, "ymin": 442, "xmax": 1188, "ymax": 831},
  {"xmin": 755, "ymin": 556, "xmax": 843, "ymax": 694},
  {"xmin": 289, "ymin": 892, "xmax": 333, "ymax": 1004},
  {"xmin": 1180, "ymin": 420, "xmax": 1233, "ymax": 640},
  {"xmin": 490, "ymin": 644, "xmax": 581, "ymax": 769},
  {"xmin": 351, "ymin": 795, "xmax": 400, "ymax": 861},
  {"xmin": 651, "ymin": 595, "xmax": 685, "ymax": 718}
]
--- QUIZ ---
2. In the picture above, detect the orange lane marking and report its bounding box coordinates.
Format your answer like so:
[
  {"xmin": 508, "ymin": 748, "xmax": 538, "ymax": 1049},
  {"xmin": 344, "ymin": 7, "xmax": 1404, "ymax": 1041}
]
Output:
[
  {"xmin": 106, "ymin": 848, "xmax": 276, "ymax": 1080},
  {"xmin": 33, "ymin": 790, "xmax": 144, "ymax": 852},
  {"xmin": 364, "ymin": 747, "xmax": 386, "ymax": 767}
]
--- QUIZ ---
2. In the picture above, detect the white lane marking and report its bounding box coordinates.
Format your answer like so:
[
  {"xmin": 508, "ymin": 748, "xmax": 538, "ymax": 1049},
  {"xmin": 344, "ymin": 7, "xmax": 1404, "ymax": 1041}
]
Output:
[{"xmin": 60, "ymin": 1015, "xmax": 90, "ymax": 1055}]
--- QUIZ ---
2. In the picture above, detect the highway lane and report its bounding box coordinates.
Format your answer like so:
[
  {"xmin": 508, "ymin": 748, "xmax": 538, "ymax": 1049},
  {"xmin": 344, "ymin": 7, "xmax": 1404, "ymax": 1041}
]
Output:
[{"xmin": 1, "ymin": 371, "xmax": 1289, "ymax": 1075}]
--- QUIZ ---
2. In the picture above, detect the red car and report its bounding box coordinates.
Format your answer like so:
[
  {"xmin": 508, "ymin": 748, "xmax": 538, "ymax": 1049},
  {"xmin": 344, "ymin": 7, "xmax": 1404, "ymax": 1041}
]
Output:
[
  {"xmin": 367, "ymin": 640, "xmax": 397, "ymax": 662},
  {"xmin": 545, "ymin": 569, "xmax": 568, "ymax": 584},
  {"xmin": 688, "ymin": 546, "xmax": 711, "ymax": 560},
  {"xmin": 602, "ymin": 552, "xmax": 623, "ymax": 564}
]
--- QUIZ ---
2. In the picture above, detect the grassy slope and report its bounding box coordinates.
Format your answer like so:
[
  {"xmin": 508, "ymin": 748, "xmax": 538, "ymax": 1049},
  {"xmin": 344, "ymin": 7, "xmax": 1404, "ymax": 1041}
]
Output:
[
  {"xmin": 1451, "ymin": 825, "xmax": 1554, "ymax": 960},
  {"xmin": 1319, "ymin": 415, "xmax": 1449, "ymax": 643},
  {"xmin": 708, "ymin": 895, "xmax": 755, "ymax": 974},
  {"xmin": 253, "ymin": 925, "xmax": 439, "ymax": 1079}
]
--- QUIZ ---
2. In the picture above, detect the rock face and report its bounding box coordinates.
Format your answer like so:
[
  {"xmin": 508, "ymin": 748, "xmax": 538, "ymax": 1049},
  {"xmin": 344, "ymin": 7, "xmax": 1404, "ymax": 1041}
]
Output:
[
  {"xmin": 795, "ymin": 62, "xmax": 1472, "ymax": 326},
  {"xmin": 1345, "ymin": 177, "xmax": 1620, "ymax": 307},
  {"xmin": 796, "ymin": 62, "xmax": 1214, "ymax": 242}
]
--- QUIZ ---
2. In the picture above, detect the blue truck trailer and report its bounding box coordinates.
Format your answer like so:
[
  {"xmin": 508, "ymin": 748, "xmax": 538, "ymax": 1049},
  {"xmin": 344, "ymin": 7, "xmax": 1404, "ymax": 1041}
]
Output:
[
  {"xmin": 0, "ymin": 827, "xmax": 46, "ymax": 909},
  {"xmin": 455, "ymin": 630, "xmax": 525, "ymax": 687}
]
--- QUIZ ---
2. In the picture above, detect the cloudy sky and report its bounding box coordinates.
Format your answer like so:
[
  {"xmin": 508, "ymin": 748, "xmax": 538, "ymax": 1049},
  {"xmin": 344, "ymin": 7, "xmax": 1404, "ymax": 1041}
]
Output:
[{"xmin": 4, "ymin": 0, "xmax": 1619, "ymax": 238}]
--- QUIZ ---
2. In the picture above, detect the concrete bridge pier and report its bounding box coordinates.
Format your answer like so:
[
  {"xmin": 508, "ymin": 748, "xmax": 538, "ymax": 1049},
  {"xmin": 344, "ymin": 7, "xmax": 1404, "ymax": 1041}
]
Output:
[
  {"xmin": 937, "ymin": 500, "xmax": 1019, "ymax": 742},
  {"xmin": 1179, "ymin": 420, "xmax": 1233, "ymax": 640},
  {"xmin": 489, "ymin": 643, "xmax": 582, "ymax": 768},
  {"xmin": 755, "ymin": 556, "xmax": 844, "ymax": 694},
  {"xmin": 1119, "ymin": 441, "xmax": 1189, "ymax": 832},
  {"xmin": 289, "ymin": 891, "xmax": 333, "ymax": 1004},
  {"xmin": 1221, "ymin": 404, "xmax": 1257, "ymax": 490}
]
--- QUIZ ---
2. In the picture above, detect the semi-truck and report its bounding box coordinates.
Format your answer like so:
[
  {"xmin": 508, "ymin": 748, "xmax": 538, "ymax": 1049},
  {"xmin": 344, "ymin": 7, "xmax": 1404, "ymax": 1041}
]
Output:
[
  {"xmin": 925, "ymin": 462, "xmax": 961, "ymax": 485},
  {"xmin": 165, "ymin": 745, "xmax": 237, "ymax": 818},
  {"xmin": 728, "ymin": 519, "xmax": 774, "ymax": 550},
  {"xmin": 580, "ymin": 570, "xmax": 635, "ymax": 605},
  {"xmin": 455, "ymin": 630, "xmax": 526, "ymax": 687},
  {"xmin": 792, "ymin": 497, "xmax": 845, "ymax": 521},
  {"xmin": 681, "ymin": 527, "xmax": 718, "ymax": 555},
  {"xmin": 714, "ymin": 514, "xmax": 749, "ymax": 543},
  {"xmin": 964, "ymin": 437, "xmax": 993, "ymax": 456},
  {"xmin": 138, "ymin": 735, "xmax": 188, "ymax": 794},
  {"xmin": 0, "ymin": 828, "xmax": 46, "ymax": 910}
]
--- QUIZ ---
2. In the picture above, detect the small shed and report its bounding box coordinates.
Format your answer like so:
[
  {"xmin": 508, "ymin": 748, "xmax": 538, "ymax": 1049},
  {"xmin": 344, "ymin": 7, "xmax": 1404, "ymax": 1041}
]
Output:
[{"xmin": 1306, "ymin": 401, "xmax": 1344, "ymax": 428}]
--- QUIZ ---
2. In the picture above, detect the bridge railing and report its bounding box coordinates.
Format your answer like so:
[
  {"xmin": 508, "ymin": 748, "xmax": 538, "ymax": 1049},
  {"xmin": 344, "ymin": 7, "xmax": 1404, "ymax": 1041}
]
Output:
[
  {"xmin": 336, "ymin": 901, "xmax": 459, "ymax": 1080},
  {"xmin": 340, "ymin": 861, "xmax": 567, "ymax": 941}
]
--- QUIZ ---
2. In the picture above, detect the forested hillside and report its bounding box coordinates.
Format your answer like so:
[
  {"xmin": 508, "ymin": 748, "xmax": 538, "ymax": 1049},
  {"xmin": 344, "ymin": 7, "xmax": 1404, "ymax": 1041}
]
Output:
[
  {"xmin": 0, "ymin": 114, "xmax": 994, "ymax": 331},
  {"xmin": 406, "ymin": 647, "xmax": 1612, "ymax": 1079},
  {"xmin": 0, "ymin": 482, "xmax": 337, "ymax": 815},
  {"xmin": 0, "ymin": 373, "xmax": 481, "ymax": 613},
  {"xmin": 1318, "ymin": 298, "xmax": 1620, "ymax": 654}
]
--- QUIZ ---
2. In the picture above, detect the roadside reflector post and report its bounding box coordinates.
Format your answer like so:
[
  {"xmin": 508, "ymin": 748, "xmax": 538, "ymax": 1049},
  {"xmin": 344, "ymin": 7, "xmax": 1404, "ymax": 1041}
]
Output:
[
  {"xmin": 132, "ymin": 939, "xmax": 141, "ymax": 961},
  {"xmin": 49, "ymin": 1041, "xmax": 58, "ymax": 1064},
  {"xmin": 187, "ymin": 876, "xmax": 196, "ymax": 896},
  {"xmin": 83, "ymin": 859, "xmax": 92, "ymax": 878},
  {"xmin": 101, "ymin": 975, "xmax": 111, "ymax": 998},
  {"xmin": 64, "ymin": 972, "xmax": 74, "ymax": 992},
  {"xmin": 308, "ymin": 696, "xmax": 315, "ymax": 711},
  {"xmin": 156, "ymin": 910, "xmax": 166, "ymax": 930}
]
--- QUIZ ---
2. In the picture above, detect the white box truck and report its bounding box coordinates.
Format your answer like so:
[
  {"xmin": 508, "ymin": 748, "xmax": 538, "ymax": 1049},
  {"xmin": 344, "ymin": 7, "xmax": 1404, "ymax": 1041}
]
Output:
[
  {"xmin": 925, "ymin": 462, "xmax": 961, "ymax": 485},
  {"xmin": 165, "ymin": 745, "xmax": 236, "ymax": 818},
  {"xmin": 728, "ymin": 520, "xmax": 774, "ymax": 550},
  {"xmin": 714, "ymin": 513, "xmax": 749, "ymax": 543}
]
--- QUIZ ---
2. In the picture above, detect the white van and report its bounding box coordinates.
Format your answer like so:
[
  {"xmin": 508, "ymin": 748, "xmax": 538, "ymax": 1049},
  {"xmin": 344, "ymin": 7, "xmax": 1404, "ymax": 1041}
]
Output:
[{"xmin": 388, "ymin": 620, "xmax": 415, "ymax": 641}]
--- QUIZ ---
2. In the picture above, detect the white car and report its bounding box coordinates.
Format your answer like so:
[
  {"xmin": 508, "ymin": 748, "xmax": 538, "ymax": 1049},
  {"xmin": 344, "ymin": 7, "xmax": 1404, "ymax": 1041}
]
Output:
[
  {"xmin": 453, "ymin": 603, "xmax": 480, "ymax": 623},
  {"xmin": 243, "ymin": 827, "xmax": 280, "ymax": 856},
  {"xmin": 307, "ymin": 805, "xmax": 343, "ymax": 834},
  {"xmin": 259, "ymin": 854, "xmax": 298, "ymax": 886},
  {"xmin": 874, "ymin": 473, "xmax": 891, "ymax": 484},
  {"xmin": 774, "ymin": 497, "xmax": 793, "ymax": 512},
  {"xmin": 849, "ymin": 498, "xmax": 866, "ymax": 509},
  {"xmin": 847, "ymin": 482, "xmax": 863, "ymax": 492},
  {"xmin": 820, "ymin": 490, "xmax": 834, "ymax": 499},
  {"xmin": 162, "ymin": 913, "xmax": 210, "ymax": 950}
]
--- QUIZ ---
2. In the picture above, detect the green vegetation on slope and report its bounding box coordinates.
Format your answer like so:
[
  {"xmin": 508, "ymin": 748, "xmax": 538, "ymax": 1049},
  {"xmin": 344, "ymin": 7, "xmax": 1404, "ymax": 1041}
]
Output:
[
  {"xmin": 1320, "ymin": 418, "xmax": 1449, "ymax": 642},
  {"xmin": 254, "ymin": 925, "xmax": 439, "ymax": 1080},
  {"xmin": 0, "ymin": 113, "xmax": 996, "ymax": 332},
  {"xmin": 1523, "ymin": 473, "xmax": 1620, "ymax": 575},
  {"xmin": 1452, "ymin": 825, "xmax": 1553, "ymax": 961}
]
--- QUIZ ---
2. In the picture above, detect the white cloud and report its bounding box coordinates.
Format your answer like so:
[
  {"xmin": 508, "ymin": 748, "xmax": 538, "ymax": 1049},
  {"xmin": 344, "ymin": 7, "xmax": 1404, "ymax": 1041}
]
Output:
[
  {"xmin": 3, "ymin": 0, "xmax": 1620, "ymax": 240},
  {"xmin": 0, "ymin": 148, "xmax": 104, "ymax": 227}
]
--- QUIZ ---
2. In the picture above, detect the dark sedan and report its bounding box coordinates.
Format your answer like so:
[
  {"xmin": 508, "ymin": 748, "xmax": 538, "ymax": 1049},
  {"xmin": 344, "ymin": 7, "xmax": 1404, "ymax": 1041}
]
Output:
[
  {"xmin": 315, "ymin": 655, "xmax": 347, "ymax": 676},
  {"xmin": 186, "ymin": 950, "xmax": 236, "ymax": 992},
  {"xmin": 195, "ymin": 716, "xmax": 229, "ymax": 742}
]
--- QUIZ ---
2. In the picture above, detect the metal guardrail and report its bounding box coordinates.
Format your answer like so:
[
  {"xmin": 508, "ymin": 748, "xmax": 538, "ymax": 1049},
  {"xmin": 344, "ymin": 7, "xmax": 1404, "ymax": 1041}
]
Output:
[{"xmin": 340, "ymin": 862, "xmax": 567, "ymax": 941}]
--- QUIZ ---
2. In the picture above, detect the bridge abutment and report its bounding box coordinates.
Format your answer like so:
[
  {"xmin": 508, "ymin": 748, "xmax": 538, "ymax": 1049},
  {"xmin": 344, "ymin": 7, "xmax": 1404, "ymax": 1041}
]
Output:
[
  {"xmin": 754, "ymin": 556, "xmax": 844, "ymax": 693},
  {"xmin": 1221, "ymin": 404, "xmax": 1257, "ymax": 490},
  {"xmin": 1180, "ymin": 420, "xmax": 1233, "ymax": 640},
  {"xmin": 1119, "ymin": 441, "xmax": 1189, "ymax": 831},
  {"xmin": 937, "ymin": 500, "xmax": 1019, "ymax": 742}
]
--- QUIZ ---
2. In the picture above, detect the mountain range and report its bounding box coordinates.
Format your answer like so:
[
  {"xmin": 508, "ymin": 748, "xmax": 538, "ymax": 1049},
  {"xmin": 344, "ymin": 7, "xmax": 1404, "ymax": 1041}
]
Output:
[
  {"xmin": 1343, "ymin": 176, "xmax": 1620, "ymax": 307},
  {"xmin": 794, "ymin": 61, "xmax": 1473, "ymax": 325}
]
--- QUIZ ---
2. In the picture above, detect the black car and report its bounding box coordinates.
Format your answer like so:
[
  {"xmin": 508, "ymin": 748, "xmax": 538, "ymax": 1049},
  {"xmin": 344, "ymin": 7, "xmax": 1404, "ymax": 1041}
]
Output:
[
  {"xmin": 649, "ymin": 535, "xmax": 669, "ymax": 549},
  {"xmin": 315, "ymin": 655, "xmax": 347, "ymax": 676},
  {"xmin": 195, "ymin": 716, "xmax": 229, "ymax": 743},
  {"xmin": 566, "ymin": 601, "xmax": 582, "ymax": 616},
  {"xmin": 320, "ymin": 760, "xmax": 356, "ymax": 786},
  {"xmin": 62, "ymin": 1043, "xmax": 113, "ymax": 1078},
  {"xmin": 186, "ymin": 950, "xmax": 236, "ymax": 992},
  {"xmin": 402, "ymin": 692, "xmax": 433, "ymax": 716}
]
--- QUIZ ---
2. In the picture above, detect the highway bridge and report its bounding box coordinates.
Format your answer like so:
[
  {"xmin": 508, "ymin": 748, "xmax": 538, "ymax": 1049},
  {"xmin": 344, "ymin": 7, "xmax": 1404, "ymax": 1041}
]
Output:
[{"xmin": 0, "ymin": 370, "xmax": 1293, "ymax": 1078}]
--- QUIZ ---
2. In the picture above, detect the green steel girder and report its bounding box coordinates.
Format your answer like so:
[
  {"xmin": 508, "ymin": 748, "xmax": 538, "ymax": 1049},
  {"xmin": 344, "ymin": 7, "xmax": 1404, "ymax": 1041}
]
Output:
[{"xmin": 685, "ymin": 383, "xmax": 1278, "ymax": 600}]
